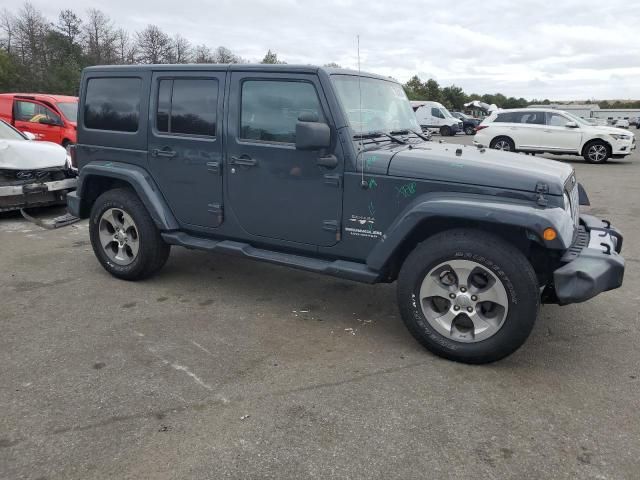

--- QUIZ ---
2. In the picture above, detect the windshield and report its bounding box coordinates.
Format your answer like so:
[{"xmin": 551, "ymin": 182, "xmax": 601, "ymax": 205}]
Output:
[
  {"xmin": 56, "ymin": 102, "xmax": 78, "ymax": 122},
  {"xmin": 440, "ymin": 107, "xmax": 454, "ymax": 119},
  {"xmin": 0, "ymin": 120, "xmax": 25, "ymax": 140},
  {"xmin": 562, "ymin": 111, "xmax": 589, "ymax": 126},
  {"xmin": 331, "ymin": 75, "xmax": 420, "ymax": 135}
]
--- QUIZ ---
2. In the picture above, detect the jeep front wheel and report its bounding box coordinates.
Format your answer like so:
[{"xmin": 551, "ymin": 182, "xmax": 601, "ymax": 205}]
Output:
[
  {"xmin": 397, "ymin": 229, "xmax": 539, "ymax": 364},
  {"xmin": 89, "ymin": 188, "xmax": 170, "ymax": 280}
]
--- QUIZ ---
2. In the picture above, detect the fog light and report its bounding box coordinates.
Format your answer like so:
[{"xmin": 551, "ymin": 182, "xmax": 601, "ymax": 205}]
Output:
[{"xmin": 543, "ymin": 228, "xmax": 557, "ymax": 241}]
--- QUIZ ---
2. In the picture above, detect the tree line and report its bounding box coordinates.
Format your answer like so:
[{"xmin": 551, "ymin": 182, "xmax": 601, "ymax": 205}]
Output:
[{"xmin": 1, "ymin": 3, "xmax": 639, "ymax": 111}]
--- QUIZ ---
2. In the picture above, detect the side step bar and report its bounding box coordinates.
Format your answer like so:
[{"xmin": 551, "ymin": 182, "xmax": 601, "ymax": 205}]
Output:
[{"xmin": 161, "ymin": 232, "xmax": 380, "ymax": 284}]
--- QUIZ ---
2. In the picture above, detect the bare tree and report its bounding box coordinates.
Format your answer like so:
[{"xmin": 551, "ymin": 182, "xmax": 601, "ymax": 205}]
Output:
[
  {"xmin": 13, "ymin": 3, "xmax": 48, "ymax": 70},
  {"xmin": 213, "ymin": 45, "xmax": 242, "ymax": 63},
  {"xmin": 0, "ymin": 8, "xmax": 16, "ymax": 54},
  {"xmin": 115, "ymin": 28, "xmax": 136, "ymax": 64},
  {"xmin": 193, "ymin": 44, "xmax": 214, "ymax": 63},
  {"xmin": 136, "ymin": 24, "xmax": 172, "ymax": 64},
  {"xmin": 84, "ymin": 8, "xmax": 117, "ymax": 64},
  {"xmin": 170, "ymin": 33, "xmax": 191, "ymax": 63},
  {"xmin": 56, "ymin": 9, "xmax": 81, "ymax": 46}
]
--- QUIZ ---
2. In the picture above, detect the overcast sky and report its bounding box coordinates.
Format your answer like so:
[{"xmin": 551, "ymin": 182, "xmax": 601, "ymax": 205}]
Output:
[{"xmin": 26, "ymin": 0, "xmax": 640, "ymax": 100}]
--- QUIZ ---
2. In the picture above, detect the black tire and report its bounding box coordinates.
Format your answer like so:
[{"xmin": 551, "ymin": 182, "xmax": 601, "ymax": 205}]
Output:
[
  {"xmin": 464, "ymin": 126, "xmax": 475, "ymax": 135},
  {"xmin": 582, "ymin": 140, "xmax": 611, "ymax": 163},
  {"xmin": 397, "ymin": 229, "xmax": 539, "ymax": 364},
  {"xmin": 439, "ymin": 125, "xmax": 452, "ymax": 136},
  {"xmin": 490, "ymin": 136, "xmax": 515, "ymax": 152},
  {"xmin": 89, "ymin": 188, "xmax": 170, "ymax": 280}
]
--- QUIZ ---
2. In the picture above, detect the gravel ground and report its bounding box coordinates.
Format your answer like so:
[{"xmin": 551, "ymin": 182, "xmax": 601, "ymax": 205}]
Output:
[{"xmin": 1, "ymin": 134, "xmax": 638, "ymax": 479}]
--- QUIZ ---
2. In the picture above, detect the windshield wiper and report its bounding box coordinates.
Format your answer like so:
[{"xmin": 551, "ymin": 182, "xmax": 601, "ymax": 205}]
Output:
[
  {"xmin": 354, "ymin": 131, "xmax": 406, "ymax": 145},
  {"xmin": 390, "ymin": 129, "xmax": 431, "ymax": 142}
]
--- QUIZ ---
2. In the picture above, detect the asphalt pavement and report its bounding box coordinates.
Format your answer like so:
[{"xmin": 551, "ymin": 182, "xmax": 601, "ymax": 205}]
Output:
[{"xmin": 1, "ymin": 134, "xmax": 639, "ymax": 479}]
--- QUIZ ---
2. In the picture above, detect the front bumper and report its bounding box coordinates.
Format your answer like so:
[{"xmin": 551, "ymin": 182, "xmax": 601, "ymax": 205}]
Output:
[
  {"xmin": 611, "ymin": 137, "xmax": 636, "ymax": 155},
  {"xmin": 0, "ymin": 177, "xmax": 77, "ymax": 212},
  {"xmin": 553, "ymin": 214, "xmax": 625, "ymax": 305}
]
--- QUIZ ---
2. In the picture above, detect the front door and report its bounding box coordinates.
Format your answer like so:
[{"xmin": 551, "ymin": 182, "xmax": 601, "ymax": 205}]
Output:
[
  {"xmin": 543, "ymin": 112, "xmax": 582, "ymax": 151},
  {"xmin": 226, "ymin": 73, "xmax": 342, "ymax": 246},
  {"xmin": 148, "ymin": 71, "xmax": 225, "ymax": 230},
  {"xmin": 13, "ymin": 99, "xmax": 64, "ymax": 143}
]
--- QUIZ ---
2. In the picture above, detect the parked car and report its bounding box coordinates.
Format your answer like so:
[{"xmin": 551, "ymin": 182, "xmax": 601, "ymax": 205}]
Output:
[
  {"xmin": 68, "ymin": 64, "xmax": 624, "ymax": 364},
  {"xmin": 611, "ymin": 119, "xmax": 629, "ymax": 129},
  {"xmin": 451, "ymin": 111, "xmax": 481, "ymax": 135},
  {"xmin": 0, "ymin": 93, "xmax": 78, "ymax": 148},
  {"xmin": 474, "ymin": 108, "xmax": 635, "ymax": 163},
  {"xmin": 411, "ymin": 101, "xmax": 463, "ymax": 136},
  {"xmin": 629, "ymin": 116, "xmax": 639, "ymax": 127},
  {"xmin": 0, "ymin": 119, "xmax": 77, "ymax": 212}
]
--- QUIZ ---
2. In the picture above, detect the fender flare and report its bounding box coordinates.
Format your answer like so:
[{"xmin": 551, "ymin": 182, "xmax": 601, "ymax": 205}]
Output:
[
  {"xmin": 366, "ymin": 192, "xmax": 575, "ymax": 271},
  {"xmin": 76, "ymin": 161, "xmax": 179, "ymax": 230}
]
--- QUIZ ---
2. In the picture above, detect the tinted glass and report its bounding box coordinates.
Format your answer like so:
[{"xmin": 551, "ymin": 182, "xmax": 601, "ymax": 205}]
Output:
[
  {"xmin": 84, "ymin": 78, "xmax": 141, "ymax": 132},
  {"xmin": 495, "ymin": 112, "xmax": 521, "ymax": 123},
  {"xmin": 241, "ymin": 81, "xmax": 323, "ymax": 143},
  {"xmin": 520, "ymin": 112, "xmax": 545, "ymax": 125},
  {"xmin": 431, "ymin": 107, "xmax": 444, "ymax": 119},
  {"xmin": 156, "ymin": 79, "xmax": 171, "ymax": 133},
  {"xmin": 171, "ymin": 79, "xmax": 217, "ymax": 136},
  {"xmin": 546, "ymin": 113, "xmax": 569, "ymax": 127}
]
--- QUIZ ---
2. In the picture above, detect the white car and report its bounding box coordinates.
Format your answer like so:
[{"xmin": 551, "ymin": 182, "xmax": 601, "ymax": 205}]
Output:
[
  {"xmin": 0, "ymin": 119, "xmax": 77, "ymax": 212},
  {"xmin": 474, "ymin": 108, "xmax": 636, "ymax": 163},
  {"xmin": 612, "ymin": 119, "xmax": 630, "ymax": 129},
  {"xmin": 410, "ymin": 101, "xmax": 463, "ymax": 136}
]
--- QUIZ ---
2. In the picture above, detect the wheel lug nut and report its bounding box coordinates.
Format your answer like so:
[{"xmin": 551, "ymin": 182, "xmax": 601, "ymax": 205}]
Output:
[
  {"xmin": 467, "ymin": 307, "xmax": 474, "ymax": 313},
  {"xmin": 449, "ymin": 293, "xmax": 456, "ymax": 299},
  {"xmin": 460, "ymin": 287, "xmax": 467, "ymax": 293},
  {"xmin": 471, "ymin": 295, "xmax": 477, "ymax": 301},
  {"xmin": 453, "ymin": 305, "xmax": 460, "ymax": 311}
]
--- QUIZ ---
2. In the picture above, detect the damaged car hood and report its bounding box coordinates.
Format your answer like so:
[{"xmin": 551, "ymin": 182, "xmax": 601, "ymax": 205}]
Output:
[
  {"xmin": 0, "ymin": 139, "xmax": 67, "ymax": 170},
  {"xmin": 387, "ymin": 142, "xmax": 573, "ymax": 196}
]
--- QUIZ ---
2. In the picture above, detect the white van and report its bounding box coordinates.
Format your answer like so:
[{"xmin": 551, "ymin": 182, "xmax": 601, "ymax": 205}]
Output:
[{"xmin": 411, "ymin": 101, "xmax": 463, "ymax": 136}]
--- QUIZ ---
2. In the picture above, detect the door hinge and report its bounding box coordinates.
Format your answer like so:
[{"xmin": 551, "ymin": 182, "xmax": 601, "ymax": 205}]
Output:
[
  {"xmin": 208, "ymin": 203, "xmax": 224, "ymax": 224},
  {"xmin": 323, "ymin": 173, "xmax": 342, "ymax": 187},
  {"xmin": 207, "ymin": 161, "xmax": 221, "ymax": 175}
]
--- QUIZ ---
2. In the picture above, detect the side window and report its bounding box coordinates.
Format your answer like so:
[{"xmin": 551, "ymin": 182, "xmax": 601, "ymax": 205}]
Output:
[
  {"xmin": 495, "ymin": 112, "xmax": 521, "ymax": 123},
  {"xmin": 15, "ymin": 101, "xmax": 61, "ymax": 124},
  {"xmin": 431, "ymin": 107, "xmax": 444, "ymax": 119},
  {"xmin": 240, "ymin": 80, "xmax": 323, "ymax": 143},
  {"xmin": 156, "ymin": 78, "xmax": 218, "ymax": 137},
  {"xmin": 546, "ymin": 113, "xmax": 569, "ymax": 127},
  {"xmin": 84, "ymin": 77, "xmax": 141, "ymax": 132},
  {"xmin": 520, "ymin": 112, "xmax": 544, "ymax": 125}
]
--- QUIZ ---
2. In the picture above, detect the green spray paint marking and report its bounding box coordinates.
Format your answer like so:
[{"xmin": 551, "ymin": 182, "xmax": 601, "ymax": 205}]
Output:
[
  {"xmin": 364, "ymin": 155, "xmax": 377, "ymax": 170},
  {"xmin": 367, "ymin": 178, "xmax": 378, "ymax": 190},
  {"xmin": 396, "ymin": 182, "xmax": 417, "ymax": 199},
  {"xmin": 368, "ymin": 201, "xmax": 376, "ymax": 217}
]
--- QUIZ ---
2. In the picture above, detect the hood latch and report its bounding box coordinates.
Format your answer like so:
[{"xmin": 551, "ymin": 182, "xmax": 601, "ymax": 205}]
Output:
[{"xmin": 535, "ymin": 182, "xmax": 549, "ymax": 207}]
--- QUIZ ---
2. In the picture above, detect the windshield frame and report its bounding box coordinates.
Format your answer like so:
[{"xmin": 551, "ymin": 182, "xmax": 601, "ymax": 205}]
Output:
[
  {"xmin": 56, "ymin": 101, "xmax": 78, "ymax": 123},
  {"xmin": 561, "ymin": 111, "xmax": 589, "ymax": 126},
  {"xmin": 0, "ymin": 119, "xmax": 27, "ymax": 141},
  {"xmin": 330, "ymin": 74, "xmax": 420, "ymax": 136}
]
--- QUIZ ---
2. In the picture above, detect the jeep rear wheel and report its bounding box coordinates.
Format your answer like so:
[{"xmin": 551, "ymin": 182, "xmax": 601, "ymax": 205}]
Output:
[
  {"xmin": 89, "ymin": 188, "xmax": 170, "ymax": 280},
  {"xmin": 397, "ymin": 229, "xmax": 539, "ymax": 364},
  {"xmin": 583, "ymin": 140, "xmax": 610, "ymax": 163}
]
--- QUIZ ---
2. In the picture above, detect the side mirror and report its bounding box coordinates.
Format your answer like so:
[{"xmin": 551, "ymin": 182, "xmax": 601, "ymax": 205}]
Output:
[
  {"xmin": 295, "ymin": 113, "xmax": 330, "ymax": 150},
  {"xmin": 565, "ymin": 121, "xmax": 578, "ymax": 128},
  {"xmin": 22, "ymin": 131, "xmax": 36, "ymax": 140}
]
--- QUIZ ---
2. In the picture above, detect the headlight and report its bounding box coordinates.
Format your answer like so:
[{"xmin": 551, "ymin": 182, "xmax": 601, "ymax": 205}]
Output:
[{"xmin": 610, "ymin": 134, "xmax": 631, "ymax": 140}]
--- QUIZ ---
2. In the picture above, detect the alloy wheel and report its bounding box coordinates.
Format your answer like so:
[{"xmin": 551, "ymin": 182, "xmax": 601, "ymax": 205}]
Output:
[
  {"xmin": 98, "ymin": 208, "xmax": 140, "ymax": 266},
  {"xmin": 587, "ymin": 144, "xmax": 607, "ymax": 162}
]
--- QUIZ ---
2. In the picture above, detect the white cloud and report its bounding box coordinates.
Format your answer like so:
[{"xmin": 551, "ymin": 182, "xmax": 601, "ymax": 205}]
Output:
[{"xmin": 25, "ymin": 0, "xmax": 640, "ymax": 99}]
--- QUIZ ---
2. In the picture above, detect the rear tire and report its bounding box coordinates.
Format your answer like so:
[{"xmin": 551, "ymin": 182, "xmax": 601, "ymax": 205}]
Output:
[
  {"xmin": 583, "ymin": 140, "xmax": 611, "ymax": 163},
  {"xmin": 490, "ymin": 136, "xmax": 515, "ymax": 152},
  {"xmin": 397, "ymin": 229, "xmax": 539, "ymax": 364},
  {"xmin": 89, "ymin": 188, "xmax": 170, "ymax": 280},
  {"xmin": 440, "ymin": 125, "xmax": 452, "ymax": 136}
]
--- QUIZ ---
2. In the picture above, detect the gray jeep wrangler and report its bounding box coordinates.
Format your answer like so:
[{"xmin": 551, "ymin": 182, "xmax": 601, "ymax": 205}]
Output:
[{"xmin": 67, "ymin": 64, "xmax": 625, "ymax": 364}]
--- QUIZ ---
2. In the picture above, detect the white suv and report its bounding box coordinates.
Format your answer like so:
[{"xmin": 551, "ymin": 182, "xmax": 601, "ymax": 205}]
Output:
[{"xmin": 474, "ymin": 108, "xmax": 636, "ymax": 163}]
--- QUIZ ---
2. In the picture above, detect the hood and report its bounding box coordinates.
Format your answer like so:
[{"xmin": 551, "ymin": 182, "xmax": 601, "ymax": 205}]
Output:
[
  {"xmin": 587, "ymin": 125, "xmax": 633, "ymax": 136},
  {"xmin": 0, "ymin": 139, "xmax": 67, "ymax": 170},
  {"xmin": 387, "ymin": 142, "xmax": 573, "ymax": 195}
]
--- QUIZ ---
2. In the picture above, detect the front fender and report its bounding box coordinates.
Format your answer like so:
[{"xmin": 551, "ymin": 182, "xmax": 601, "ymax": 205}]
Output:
[
  {"xmin": 74, "ymin": 161, "xmax": 179, "ymax": 230},
  {"xmin": 366, "ymin": 192, "xmax": 574, "ymax": 271}
]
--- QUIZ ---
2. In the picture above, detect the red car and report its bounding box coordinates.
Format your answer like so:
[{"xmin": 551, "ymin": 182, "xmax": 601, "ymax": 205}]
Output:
[{"xmin": 0, "ymin": 93, "xmax": 78, "ymax": 147}]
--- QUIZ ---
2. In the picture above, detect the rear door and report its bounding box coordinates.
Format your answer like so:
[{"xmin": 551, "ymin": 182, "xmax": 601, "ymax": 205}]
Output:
[
  {"xmin": 543, "ymin": 112, "xmax": 582, "ymax": 151},
  {"xmin": 225, "ymin": 72, "xmax": 342, "ymax": 246},
  {"xmin": 13, "ymin": 99, "xmax": 64, "ymax": 143},
  {"xmin": 513, "ymin": 111, "xmax": 547, "ymax": 150},
  {"xmin": 148, "ymin": 71, "xmax": 225, "ymax": 230}
]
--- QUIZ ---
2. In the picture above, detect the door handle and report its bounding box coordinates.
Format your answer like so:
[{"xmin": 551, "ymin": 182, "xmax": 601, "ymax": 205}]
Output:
[
  {"xmin": 317, "ymin": 154, "xmax": 338, "ymax": 169},
  {"xmin": 152, "ymin": 148, "xmax": 176, "ymax": 158},
  {"xmin": 230, "ymin": 156, "xmax": 257, "ymax": 167}
]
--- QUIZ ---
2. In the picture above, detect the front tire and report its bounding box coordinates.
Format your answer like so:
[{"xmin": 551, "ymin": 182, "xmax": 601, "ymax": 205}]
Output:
[
  {"xmin": 439, "ymin": 125, "xmax": 452, "ymax": 136},
  {"xmin": 397, "ymin": 229, "xmax": 539, "ymax": 364},
  {"xmin": 583, "ymin": 140, "xmax": 611, "ymax": 163},
  {"xmin": 89, "ymin": 188, "xmax": 170, "ymax": 280}
]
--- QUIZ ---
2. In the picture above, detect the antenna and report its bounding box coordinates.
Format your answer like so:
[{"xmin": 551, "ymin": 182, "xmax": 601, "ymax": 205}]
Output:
[{"xmin": 357, "ymin": 35, "xmax": 367, "ymax": 188}]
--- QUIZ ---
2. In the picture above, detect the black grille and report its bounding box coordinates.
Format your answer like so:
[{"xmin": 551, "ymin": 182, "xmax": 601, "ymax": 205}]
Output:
[{"xmin": 562, "ymin": 225, "xmax": 589, "ymax": 262}]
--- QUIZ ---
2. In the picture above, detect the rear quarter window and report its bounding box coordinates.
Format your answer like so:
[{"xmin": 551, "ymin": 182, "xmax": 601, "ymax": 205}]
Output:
[{"xmin": 84, "ymin": 78, "xmax": 142, "ymax": 132}]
